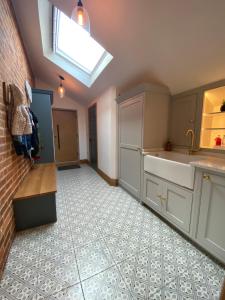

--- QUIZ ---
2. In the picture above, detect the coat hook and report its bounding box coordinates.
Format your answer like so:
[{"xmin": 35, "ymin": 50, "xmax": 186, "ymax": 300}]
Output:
[{"xmin": 2, "ymin": 82, "xmax": 11, "ymax": 105}]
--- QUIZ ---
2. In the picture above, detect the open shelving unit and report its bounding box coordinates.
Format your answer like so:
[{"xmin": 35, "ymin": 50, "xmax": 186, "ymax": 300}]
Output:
[{"xmin": 200, "ymin": 86, "xmax": 225, "ymax": 150}]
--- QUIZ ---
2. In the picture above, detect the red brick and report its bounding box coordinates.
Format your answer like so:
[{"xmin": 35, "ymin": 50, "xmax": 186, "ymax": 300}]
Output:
[{"xmin": 0, "ymin": 0, "xmax": 33, "ymax": 276}]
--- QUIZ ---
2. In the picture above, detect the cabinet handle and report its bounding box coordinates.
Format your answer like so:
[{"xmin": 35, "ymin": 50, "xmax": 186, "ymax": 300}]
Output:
[
  {"xmin": 203, "ymin": 174, "xmax": 210, "ymax": 181},
  {"xmin": 157, "ymin": 195, "xmax": 162, "ymax": 199},
  {"xmin": 161, "ymin": 196, "xmax": 167, "ymax": 201}
]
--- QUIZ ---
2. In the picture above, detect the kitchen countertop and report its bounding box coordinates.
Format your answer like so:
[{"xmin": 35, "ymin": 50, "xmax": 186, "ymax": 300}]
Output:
[{"xmin": 190, "ymin": 157, "xmax": 225, "ymax": 175}]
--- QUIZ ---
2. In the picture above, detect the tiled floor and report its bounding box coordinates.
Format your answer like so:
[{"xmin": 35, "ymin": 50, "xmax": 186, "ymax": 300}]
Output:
[{"xmin": 0, "ymin": 165, "xmax": 224, "ymax": 300}]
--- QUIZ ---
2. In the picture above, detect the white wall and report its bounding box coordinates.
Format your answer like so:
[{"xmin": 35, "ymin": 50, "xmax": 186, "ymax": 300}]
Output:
[
  {"xmin": 88, "ymin": 86, "xmax": 118, "ymax": 179},
  {"xmin": 35, "ymin": 79, "xmax": 88, "ymax": 160}
]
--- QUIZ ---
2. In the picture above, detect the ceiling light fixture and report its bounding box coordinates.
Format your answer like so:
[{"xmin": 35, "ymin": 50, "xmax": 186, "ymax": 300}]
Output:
[
  {"xmin": 71, "ymin": 0, "xmax": 90, "ymax": 34},
  {"xmin": 58, "ymin": 75, "xmax": 65, "ymax": 98}
]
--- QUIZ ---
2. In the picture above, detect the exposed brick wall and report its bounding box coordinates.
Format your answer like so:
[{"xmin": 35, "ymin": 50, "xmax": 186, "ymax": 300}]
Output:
[{"xmin": 0, "ymin": 0, "xmax": 33, "ymax": 276}]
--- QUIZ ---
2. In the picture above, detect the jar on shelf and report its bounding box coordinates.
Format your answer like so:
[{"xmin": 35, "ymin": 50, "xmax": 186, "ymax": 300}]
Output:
[{"xmin": 215, "ymin": 135, "xmax": 222, "ymax": 146}]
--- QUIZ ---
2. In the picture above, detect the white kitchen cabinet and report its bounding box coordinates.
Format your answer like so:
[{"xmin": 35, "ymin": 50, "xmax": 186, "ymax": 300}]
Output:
[
  {"xmin": 143, "ymin": 172, "xmax": 193, "ymax": 234},
  {"xmin": 197, "ymin": 172, "xmax": 225, "ymax": 263},
  {"xmin": 117, "ymin": 83, "xmax": 170, "ymax": 199}
]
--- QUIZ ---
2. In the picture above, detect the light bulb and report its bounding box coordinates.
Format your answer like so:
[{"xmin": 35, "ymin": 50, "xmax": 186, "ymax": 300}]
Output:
[
  {"xmin": 71, "ymin": 1, "xmax": 90, "ymax": 33},
  {"xmin": 77, "ymin": 7, "xmax": 84, "ymax": 26},
  {"xmin": 58, "ymin": 85, "xmax": 65, "ymax": 98}
]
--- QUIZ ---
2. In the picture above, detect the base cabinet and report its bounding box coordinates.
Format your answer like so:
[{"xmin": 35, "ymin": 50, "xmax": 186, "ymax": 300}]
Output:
[
  {"xmin": 144, "ymin": 174, "xmax": 163, "ymax": 214},
  {"xmin": 144, "ymin": 170, "xmax": 225, "ymax": 264},
  {"xmin": 196, "ymin": 172, "xmax": 225, "ymax": 263},
  {"xmin": 119, "ymin": 147, "xmax": 141, "ymax": 199},
  {"xmin": 143, "ymin": 172, "xmax": 193, "ymax": 234},
  {"xmin": 163, "ymin": 182, "xmax": 193, "ymax": 233}
]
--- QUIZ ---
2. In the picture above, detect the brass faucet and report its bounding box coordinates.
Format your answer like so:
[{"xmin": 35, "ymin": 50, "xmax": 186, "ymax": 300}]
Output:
[{"xmin": 185, "ymin": 129, "xmax": 195, "ymax": 155}]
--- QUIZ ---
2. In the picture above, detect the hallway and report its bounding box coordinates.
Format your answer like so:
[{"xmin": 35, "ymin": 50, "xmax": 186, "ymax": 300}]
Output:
[{"xmin": 0, "ymin": 165, "xmax": 224, "ymax": 299}]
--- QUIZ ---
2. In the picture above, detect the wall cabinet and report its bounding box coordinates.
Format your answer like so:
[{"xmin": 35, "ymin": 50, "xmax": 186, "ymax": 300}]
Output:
[
  {"xmin": 196, "ymin": 172, "xmax": 225, "ymax": 263},
  {"xmin": 117, "ymin": 83, "xmax": 170, "ymax": 199},
  {"xmin": 144, "ymin": 172, "xmax": 193, "ymax": 234},
  {"xmin": 169, "ymin": 93, "xmax": 198, "ymax": 147},
  {"xmin": 169, "ymin": 79, "xmax": 225, "ymax": 151}
]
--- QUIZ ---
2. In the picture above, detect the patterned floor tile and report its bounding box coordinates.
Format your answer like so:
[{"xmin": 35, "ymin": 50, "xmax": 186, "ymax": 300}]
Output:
[
  {"xmin": 0, "ymin": 165, "xmax": 224, "ymax": 300},
  {"xmin": 35, "ymin": 274, "xmax": 67, "ymax": 298},
  {"xmin": 0, "ymin": 273, "xmax": 37, "ymax": 300},
  {"xmin": 118, "ymin": 246, "xmax": 183, "ymax": 299},
  {"xmin": 151, "ymin": 274, "xmax": 218, "ymax": 300},
  {"xmin": 76, "ymin": 239, "xmax": 115, "ymax": 281},
  {"xmin": 82, "ymin": 266, "xmax": 132, "ymax": 300},
  {"xmin": 48, "ymin": 283, "xmax": 84, "ymax": 300},
  {"xmin": 32, "ymin": 256, "xmax": 80, "ymax": 287}
]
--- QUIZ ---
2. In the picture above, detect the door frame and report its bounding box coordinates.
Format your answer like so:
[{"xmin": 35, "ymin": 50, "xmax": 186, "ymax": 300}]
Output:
[
  {"xmin": 88, "ymin": 103, "xmax": 98, "ymax": 169},
  {"xmin": 52, "ymin": 108, "xmax": 80, "ymax": 166}
]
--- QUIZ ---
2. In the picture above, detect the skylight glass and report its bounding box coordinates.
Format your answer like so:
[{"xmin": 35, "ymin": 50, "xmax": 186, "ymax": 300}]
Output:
[{"xmin": 55, "ymin": 9, "xmax": 106, "ymax": 74}]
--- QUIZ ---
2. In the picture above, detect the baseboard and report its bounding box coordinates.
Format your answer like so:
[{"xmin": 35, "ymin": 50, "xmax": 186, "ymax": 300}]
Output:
[
  {"xmin": 79, "ymin": 159, "xmax": 89, "ymax": 164},
  {"xmin": 96, "ymin": 167, "xmax": 118, "ymax": 186},
  {"xmin": 56, "ymin": 161, "xmax": 80, "ymax": 167}
]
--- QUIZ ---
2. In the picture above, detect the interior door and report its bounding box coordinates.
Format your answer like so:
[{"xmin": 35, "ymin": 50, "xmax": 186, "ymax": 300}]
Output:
[
  {"xmin": 53, "ymin": 110, "xmax": 79, "ymax": 165},
  {"xmin": 88, "ymin": 104, "xmax": 97, "ymax": 168}
]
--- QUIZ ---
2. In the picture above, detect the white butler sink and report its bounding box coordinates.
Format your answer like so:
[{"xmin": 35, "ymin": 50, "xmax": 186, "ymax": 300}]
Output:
[{"xmin": 144, "ymin": 151, "xmax": 205, "ymax": 189}]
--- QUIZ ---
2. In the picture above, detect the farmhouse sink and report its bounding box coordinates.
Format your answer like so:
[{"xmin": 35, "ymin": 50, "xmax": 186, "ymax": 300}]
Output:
[{"xmin": 144, "ymin": 151, "xmax": 205, "ymax": 189}]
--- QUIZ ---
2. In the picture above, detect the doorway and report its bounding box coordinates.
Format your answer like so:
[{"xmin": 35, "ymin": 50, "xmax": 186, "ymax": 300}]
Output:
[
  {"xmin": 52, "ymin": 109, "xmax": 79, "ymax": 166},
  {"xmin": 88, "ymin": 104, "xmax": 98, "ymax": 169}
]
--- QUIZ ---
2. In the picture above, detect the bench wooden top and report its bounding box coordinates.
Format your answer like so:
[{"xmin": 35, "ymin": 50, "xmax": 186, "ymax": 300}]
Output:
[{"xmin": 14, "ymin": 163, "xmax": 57, "ymax": 200}]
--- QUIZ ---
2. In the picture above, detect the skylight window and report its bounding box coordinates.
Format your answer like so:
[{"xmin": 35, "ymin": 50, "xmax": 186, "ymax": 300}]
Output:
[
  {"xmin": 50, "ymin": 7, "xmax": 113, "ymax": 86},
  {"xmin": 55, "ymin": 9, "xmax": 105, "ymax": 74},
  {"xmin": 38, "ymin": 1, "xmax": 113, "ymax": 87}
]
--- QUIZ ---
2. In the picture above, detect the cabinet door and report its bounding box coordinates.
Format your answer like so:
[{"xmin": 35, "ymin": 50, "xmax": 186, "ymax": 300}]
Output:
[
  {"xmin": 119, "ymin": 95, "xmax": 143, "ymax": 147},
  {"xmin": 31, "ymin": 90, "xmax": 54, "ymax": 163},
  {"xmin": 170, "ymin": 93, "xmax": 197, "ymax": 147},
  {"xmin": 143, "ymin": 173, "xmax": 163, "ymax": 213},
  {"xmin": 197, "ymin": 173, "xmax": 225, "ymax": 263},
  {"xmin": 119, "ymin": 147, "xmax": 141, "ymax": 199},
  {"xmin": 162, "ymin": 182, "xmax": 193, "ymax": 233}
]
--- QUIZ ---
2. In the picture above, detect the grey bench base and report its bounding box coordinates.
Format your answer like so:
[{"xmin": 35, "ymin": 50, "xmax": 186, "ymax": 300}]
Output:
[{"xmin": 13, "ymin": 193, "xmax": 57, "ymax": 231}]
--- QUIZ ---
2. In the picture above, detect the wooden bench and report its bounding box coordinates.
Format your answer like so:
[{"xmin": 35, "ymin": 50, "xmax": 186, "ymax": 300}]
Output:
[{"xmin": 13, "ymin": 163, "xmax": 57, "ymax": 231}]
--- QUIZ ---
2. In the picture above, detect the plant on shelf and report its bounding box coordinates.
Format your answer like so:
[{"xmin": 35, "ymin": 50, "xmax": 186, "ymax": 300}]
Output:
[{"xmin": 220, "ymin": 100, "xmax": 225, "ymax": 112}]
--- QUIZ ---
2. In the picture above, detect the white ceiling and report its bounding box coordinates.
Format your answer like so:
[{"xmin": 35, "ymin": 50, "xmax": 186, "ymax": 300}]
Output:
[{"xmin": 12, "ymin": 0, "xmax": 225, "ymax": 104}]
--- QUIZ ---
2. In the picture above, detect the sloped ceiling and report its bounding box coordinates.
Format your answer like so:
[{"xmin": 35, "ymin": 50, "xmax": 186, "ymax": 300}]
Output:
[{"xmin": 12, "ymin": 0, "xmax": 225, "ymax": 104}]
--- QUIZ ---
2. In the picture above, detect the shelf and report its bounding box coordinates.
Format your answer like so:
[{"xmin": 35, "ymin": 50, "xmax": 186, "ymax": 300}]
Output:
[
  {"xmin": 203, "ymin": 111, "xmax": 225, "ymax": 116},
  {"xmin": 201, "ymin": 146, "xmax": 225, "ymax": 151},
  {"xmin": 202, "ymin": 128, "xmax": 225, "ymax": 131}
]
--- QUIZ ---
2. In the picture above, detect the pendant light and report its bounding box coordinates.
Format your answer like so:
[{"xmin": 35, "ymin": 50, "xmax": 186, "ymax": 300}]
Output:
[
  {"xmin": 71, "ymin": 0, "xmax": 90, "ymax": 34},
  {"xmin": 58, "ymin": 75, "xmax": 65, "ymax": 98}
]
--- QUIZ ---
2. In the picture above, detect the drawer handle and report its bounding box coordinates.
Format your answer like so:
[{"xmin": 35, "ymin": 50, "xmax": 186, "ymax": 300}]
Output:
[
  {"xmin": 157, "ymin": 195, "xmax": 167, "ymax": 201},
  {"xmin": 203, "ymin": 174, "xmax": 210, "ymax": 181}
]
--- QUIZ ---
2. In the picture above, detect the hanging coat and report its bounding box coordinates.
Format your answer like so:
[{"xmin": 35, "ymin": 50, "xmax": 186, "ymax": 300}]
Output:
[
  {"xmin": 10, "ymin": 84, "xmax": 32, "ymax": 157},
  {"xmin": 11, "ymin": 84, "xmax": 32, "ymax": 136}
]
